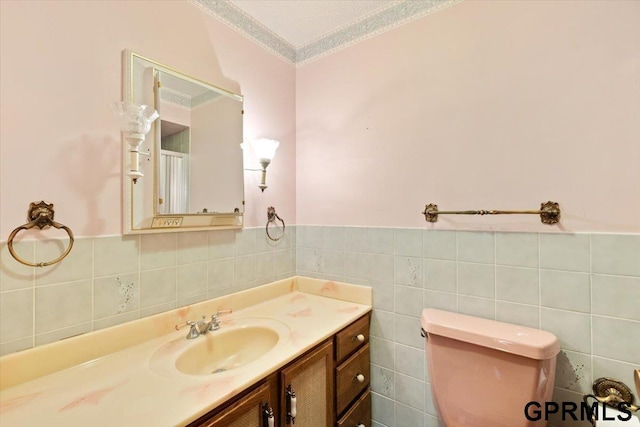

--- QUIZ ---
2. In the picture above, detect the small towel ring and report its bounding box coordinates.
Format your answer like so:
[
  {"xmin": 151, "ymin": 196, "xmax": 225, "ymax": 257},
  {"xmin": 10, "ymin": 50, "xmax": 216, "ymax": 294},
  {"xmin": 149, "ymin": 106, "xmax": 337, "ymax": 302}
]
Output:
[
  {"xmin": 7, "ymin": 201, "xmax": 74, "ymax": 267},
  {"xmin": 266, "ymin": 206, "xmax": 285, "ymax": 241}
]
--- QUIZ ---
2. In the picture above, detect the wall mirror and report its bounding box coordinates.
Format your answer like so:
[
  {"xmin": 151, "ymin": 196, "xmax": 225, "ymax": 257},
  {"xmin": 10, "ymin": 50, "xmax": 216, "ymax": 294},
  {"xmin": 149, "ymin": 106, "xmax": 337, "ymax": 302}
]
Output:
[{"xmin": 122, "ymin": 50, "xmax": 244, "ymax": 233}]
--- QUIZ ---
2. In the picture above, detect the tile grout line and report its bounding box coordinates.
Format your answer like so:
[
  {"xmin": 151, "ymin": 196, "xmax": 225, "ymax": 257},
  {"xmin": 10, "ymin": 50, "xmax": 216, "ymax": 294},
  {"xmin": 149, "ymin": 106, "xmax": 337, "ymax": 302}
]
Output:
[
  {"xmin": 538, "ymin": 232, "xmax": 542, "ymax": 330},
  {"xmin": 455, "ymin": 230, "xmax": 459, "ymax": 313},
  {"xmin": 493, "ymin": 232, "xmax": 497, "ymax": 320},
  {"xmin": 136, "ymin": 235, "xmax": 142, "ymax": 323}
]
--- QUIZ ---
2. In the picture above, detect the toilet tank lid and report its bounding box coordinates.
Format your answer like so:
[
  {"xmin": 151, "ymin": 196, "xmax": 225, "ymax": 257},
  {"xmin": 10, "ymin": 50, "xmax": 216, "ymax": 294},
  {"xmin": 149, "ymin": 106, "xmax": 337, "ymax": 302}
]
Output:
[{"xmin": 421, "ymin": 309, "xmax": 560, "ymax": 360}]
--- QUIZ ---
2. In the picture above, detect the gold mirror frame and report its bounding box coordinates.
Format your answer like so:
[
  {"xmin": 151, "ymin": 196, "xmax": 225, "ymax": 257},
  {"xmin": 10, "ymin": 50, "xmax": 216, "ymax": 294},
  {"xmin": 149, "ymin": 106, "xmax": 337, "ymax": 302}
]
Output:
[{"xmin": 121, "ymin": 50, "xmax": 244, "ymax": 234}]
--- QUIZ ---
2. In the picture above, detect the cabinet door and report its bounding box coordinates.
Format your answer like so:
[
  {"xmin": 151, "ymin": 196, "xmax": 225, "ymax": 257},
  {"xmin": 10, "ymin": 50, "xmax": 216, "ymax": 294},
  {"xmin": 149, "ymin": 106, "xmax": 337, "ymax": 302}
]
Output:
[
  {"xmin": 197, "ymin": 381, "xmax": 275, "ymax": 427},
  {"xmin": 281, "ymin": 340, "xmax": 334, "ymax": 427}
]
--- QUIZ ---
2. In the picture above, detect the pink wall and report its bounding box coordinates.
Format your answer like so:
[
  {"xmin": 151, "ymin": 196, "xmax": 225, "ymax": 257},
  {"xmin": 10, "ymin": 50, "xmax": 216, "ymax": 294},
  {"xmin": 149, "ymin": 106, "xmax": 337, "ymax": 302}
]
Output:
[
  {"xmin": 0, "ymin": 0, "xmax": 296, "ymax": 238},
  {"xmin": 295, "ymin": 0, "xmax": 640, "ymax": 232}
]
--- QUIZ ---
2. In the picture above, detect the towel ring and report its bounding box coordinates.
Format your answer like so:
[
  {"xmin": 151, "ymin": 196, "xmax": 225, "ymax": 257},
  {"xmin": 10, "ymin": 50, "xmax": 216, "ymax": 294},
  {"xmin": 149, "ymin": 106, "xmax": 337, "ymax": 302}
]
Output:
[
  {"xmin": 266, "ymin": 206, "xmax": 285, "ymax": 241},
  {"xmin": 7, "ymin": 201, "xmax": 75, "ymax": 267}
]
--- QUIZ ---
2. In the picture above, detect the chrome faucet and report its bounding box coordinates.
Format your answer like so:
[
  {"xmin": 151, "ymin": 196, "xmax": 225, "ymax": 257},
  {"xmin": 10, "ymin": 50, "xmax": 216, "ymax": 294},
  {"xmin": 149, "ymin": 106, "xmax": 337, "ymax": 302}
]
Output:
[
  {"xmin": 175, "ymin": 320, "xmax": 200, "ymax": 339},
  {"xmin": 174, "ymin": 309, "xmax": 233, "ymax": 339}
]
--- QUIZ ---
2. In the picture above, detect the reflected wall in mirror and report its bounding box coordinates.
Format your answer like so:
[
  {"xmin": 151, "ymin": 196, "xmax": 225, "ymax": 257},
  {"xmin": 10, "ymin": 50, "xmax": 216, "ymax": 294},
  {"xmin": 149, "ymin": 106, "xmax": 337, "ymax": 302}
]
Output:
[{"xmin": 122, "ymin": 50, "xmax": 245, "ymax": 233}]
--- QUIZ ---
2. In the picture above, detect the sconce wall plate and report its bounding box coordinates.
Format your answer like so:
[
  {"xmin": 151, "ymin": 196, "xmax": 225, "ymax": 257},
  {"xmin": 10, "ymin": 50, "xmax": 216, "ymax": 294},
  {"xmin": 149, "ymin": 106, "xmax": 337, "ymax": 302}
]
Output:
[{"xmin": 242, "ymin": 139, "xmax": 279, "ymax": 192}]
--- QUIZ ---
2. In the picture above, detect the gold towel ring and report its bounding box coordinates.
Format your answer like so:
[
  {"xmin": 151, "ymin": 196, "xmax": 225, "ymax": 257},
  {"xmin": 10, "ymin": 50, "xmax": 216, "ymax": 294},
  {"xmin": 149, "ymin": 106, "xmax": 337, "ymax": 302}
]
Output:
[
  {"xmin": 266, "ymin": 206, "xmax": 285, "ymax": 242},
  {"xmin": 7, "ymin": 201, "xmax": 74, "ymax": 267}
]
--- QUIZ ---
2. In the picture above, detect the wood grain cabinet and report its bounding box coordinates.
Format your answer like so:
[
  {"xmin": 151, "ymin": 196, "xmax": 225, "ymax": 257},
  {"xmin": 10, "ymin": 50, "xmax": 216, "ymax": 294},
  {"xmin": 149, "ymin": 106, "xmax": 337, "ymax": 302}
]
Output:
[
  {"xmin": 335, "ymin": 313, "xmax": 371, "ymax": 427},
  {"xmin": 194, "ymin": 379, "xmax": 277, "ymax": 427},
  {"xmin": 188, "ymin": 312, "xmax": 371, "ymax": 427}
]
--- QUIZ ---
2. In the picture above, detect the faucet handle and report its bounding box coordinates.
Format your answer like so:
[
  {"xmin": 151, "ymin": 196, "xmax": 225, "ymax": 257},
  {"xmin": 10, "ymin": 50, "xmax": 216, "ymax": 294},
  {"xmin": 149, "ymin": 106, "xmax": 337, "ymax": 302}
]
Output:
[
  {"xmin": 208, "ymin": 309, "xmax": 233, "ymax": 331},
  {"xmin": 175, "ymin": 320, "xmax": 200, "ymax": 339},
  {"xmin": 215, "ymin": 309, "xmax": 233, "ymax": 316},
  {"xmin": 635, "ymin": 370, "xmax": 640, "ymax": 399},
  {"xmin": 175, "ymin": 320, "xmax": 195, "ymax": 330}
]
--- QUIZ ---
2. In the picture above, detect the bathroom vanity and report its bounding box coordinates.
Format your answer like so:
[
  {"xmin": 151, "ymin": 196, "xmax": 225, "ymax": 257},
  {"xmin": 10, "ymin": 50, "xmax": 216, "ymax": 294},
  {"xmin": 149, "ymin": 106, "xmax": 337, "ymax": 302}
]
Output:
[
  {"xmin": 192, "ymin": 312, "xmax": 370, "ymax": 426},
  {"xmin": 0, "ymin": 277, "xmax": 371, "ymax": 427}
]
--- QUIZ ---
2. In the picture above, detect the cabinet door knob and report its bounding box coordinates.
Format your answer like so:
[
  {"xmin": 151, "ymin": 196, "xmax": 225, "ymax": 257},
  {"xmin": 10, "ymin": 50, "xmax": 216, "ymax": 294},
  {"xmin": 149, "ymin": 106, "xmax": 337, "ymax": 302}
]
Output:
[
  {"xmin": 355, "ymin": 373, "xmax": 365, "ymax": 383},
  {"xmin": 354, "ymin": 333, "xmax": 365, "ymax": 343},
  {"xmin": 356, "ymin": 424, "xmax": 365, "ymax": 427}
]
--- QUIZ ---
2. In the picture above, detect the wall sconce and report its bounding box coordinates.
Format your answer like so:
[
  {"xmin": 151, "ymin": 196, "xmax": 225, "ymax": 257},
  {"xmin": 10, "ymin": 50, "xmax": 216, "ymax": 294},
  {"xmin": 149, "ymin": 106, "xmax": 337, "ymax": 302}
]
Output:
[
  {"xmin": 111, "ymin": 101, "xmax": 159, "ymax": 183},
  {"xmin": 242, "ymin": 138, "xmax": 279, "ymax": 192}
]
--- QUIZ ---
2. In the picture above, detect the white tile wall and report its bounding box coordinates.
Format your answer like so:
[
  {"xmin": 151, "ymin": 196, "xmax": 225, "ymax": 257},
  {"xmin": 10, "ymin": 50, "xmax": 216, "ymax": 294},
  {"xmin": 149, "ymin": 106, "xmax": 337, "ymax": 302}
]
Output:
[
  {"xmin": 296, "ymin": 226, "xmax": 640, "ymax": 427},
  {"xmin": 0, "ymin": 227, "xmax": 295, "ymax": 356}
]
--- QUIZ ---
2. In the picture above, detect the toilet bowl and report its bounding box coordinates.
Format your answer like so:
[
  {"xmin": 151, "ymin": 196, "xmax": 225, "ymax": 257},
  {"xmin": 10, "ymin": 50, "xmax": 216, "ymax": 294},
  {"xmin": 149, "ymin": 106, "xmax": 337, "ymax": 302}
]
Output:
[{"xmin": 421, "ymin": 309, "xmax": 560, "ymax": 427}]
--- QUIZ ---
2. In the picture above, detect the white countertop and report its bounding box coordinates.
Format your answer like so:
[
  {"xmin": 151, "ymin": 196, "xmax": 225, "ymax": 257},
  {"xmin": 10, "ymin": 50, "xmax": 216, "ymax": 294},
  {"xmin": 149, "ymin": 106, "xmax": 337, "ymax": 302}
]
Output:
[{"xmin": 0, "ymin": 277, "xmax": 371, "ymax": 426}]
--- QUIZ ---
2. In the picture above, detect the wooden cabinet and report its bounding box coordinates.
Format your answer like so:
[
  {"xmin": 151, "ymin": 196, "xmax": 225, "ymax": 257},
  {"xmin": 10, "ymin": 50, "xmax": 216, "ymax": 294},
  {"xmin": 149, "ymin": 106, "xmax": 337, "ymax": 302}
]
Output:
[
  {"xmin": 334, "ymin": 313, "xmax": 371, "ymax": 427},
  {"xmin": 193, "ymin": 379, "xmax": 276, "ymax": 427},
  {"xmin": 280, "ymin": 340, "xmax": 334, "ymax": 427},
  {"xmin": 337, "ymin": 390, "xmax": 371, "ymax": 427},
  {"xmin": 188, "ymin": 312, "xmax": 371, "ymax": 427}
]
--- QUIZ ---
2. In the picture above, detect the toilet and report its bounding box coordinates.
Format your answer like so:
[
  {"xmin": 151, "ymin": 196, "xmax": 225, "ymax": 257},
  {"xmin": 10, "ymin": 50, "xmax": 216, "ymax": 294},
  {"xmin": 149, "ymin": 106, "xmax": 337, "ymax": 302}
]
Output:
[{"xmin": 421, "ymin": 309, "xmax": 560, "ymax": 427}]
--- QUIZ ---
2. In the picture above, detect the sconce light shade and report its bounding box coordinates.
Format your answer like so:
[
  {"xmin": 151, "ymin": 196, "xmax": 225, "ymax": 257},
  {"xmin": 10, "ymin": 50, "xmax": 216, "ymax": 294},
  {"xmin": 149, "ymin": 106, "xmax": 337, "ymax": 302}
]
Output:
[
  {"xmin": 111, "ymin": 102, "xmax": 159, "ymax": 135},
  {"xmin": 241, "ymin": 138, "xmax": 280, "ymax": 192},
  {"xmin": 250, "ymin": 138, "xmax": 279, "ymax": 162},
  {"xmin": 111, "ymin": 101, "xmax": 159, "ymax": 182}
]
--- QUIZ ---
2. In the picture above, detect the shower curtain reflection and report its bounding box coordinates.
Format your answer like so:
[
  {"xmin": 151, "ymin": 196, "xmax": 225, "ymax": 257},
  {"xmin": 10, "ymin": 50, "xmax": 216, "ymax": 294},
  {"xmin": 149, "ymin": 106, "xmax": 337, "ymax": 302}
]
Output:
[{"xmin": 159, "ymin": 150, "xmax": 188, "ymax": 214}]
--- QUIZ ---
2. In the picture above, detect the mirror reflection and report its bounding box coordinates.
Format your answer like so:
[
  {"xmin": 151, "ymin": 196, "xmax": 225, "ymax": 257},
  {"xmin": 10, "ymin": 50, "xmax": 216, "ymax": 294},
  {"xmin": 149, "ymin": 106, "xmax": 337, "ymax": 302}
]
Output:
[
  {"xmin": 124, "ymin": 50, "xmax": 245, "ymax": 232},
  {"xmin": 155, "ymin": 70, "xmax": 244, "ymax": 215}
]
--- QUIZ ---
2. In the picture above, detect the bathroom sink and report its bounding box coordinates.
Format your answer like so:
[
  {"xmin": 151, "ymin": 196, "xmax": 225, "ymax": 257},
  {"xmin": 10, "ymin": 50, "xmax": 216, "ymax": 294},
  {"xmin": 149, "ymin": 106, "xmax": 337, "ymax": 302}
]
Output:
[
  {"xmin": 149, "ymin": 317, "xmax": 290, "ymax": 377},
  {"xmin": 175, "ymin": 326, "xmax": 279, "ymax": 375}
]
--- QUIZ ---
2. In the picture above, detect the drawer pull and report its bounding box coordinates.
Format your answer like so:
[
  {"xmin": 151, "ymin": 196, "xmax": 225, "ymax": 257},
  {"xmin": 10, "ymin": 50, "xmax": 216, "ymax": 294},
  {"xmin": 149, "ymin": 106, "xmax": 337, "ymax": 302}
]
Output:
[
  {"xmin": 355, "ymin": 373, "xmax": 365, "ymax": 383},
  {"xmin": 354, "ymin": 334, "xmax": 365, "ymax": 343}
]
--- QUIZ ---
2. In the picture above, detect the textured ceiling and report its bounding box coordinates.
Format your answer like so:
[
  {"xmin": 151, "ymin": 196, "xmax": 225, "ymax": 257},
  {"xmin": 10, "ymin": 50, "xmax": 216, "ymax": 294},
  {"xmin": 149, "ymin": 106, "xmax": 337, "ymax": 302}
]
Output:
[{"xmin": 229, "ymin": 0, "xmax": 395, "ymax": 47}]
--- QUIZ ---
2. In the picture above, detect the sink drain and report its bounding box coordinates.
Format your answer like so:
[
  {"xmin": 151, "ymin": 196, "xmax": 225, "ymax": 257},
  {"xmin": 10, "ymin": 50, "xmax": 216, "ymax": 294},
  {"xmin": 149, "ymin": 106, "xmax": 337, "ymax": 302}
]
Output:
[{"xmin": 212, "ymin": 368, "xmax": 226, "ymax": 374}]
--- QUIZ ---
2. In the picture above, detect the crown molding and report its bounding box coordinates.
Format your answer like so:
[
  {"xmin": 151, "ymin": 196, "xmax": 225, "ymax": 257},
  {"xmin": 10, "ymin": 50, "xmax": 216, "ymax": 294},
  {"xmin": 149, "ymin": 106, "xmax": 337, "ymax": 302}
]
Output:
[
  {"xmin": 190, "ymin": 0, "xmax": 462, "ymax": 67},
  {"xmin": 190, "ymin": 0, "xmax": 297, "ymax": 65},
  {"xmin": 159, "ymin": 87, "xmax": 222, "ymax": 109}
]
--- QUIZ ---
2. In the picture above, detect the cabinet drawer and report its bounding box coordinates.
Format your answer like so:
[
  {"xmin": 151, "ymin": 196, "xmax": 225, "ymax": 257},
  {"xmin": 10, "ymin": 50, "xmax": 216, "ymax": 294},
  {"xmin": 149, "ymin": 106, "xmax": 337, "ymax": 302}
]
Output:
[
  {"xmin": 337, "ymin": 388, "xmax": 371, "ymax": 427},
  {"xmin": 335, "ymin": 313, "xmax": 370, "ymax": 364},
  {"xmin": 336, "ymin": 343, "xmax": 370, "ymax": 415}
]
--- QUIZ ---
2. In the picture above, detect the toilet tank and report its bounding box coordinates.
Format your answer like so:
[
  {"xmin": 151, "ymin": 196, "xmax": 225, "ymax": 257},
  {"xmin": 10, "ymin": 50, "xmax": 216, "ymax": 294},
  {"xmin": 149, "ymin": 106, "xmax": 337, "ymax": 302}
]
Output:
[{"xmin": 421, "ymin": 309, "xmax": 560, "ymax": 427}]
